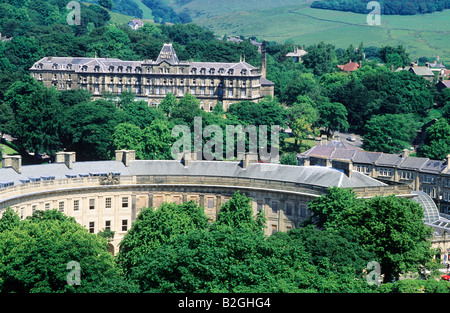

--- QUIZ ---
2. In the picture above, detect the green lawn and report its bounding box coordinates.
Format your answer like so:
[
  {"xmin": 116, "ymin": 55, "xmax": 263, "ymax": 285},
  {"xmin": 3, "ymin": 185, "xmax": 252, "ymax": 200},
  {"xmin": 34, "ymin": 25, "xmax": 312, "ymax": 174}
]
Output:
[
  {"xmin": 0, "ymin": 143, "xmax": 18, "ymax": 155},
  {"xmin": 283, "ymin": 137, "xmax": 315, "ymax": 154},
  {"xmin": 0, "ymin": 143, "xmax": 19, "ymax": 169}
]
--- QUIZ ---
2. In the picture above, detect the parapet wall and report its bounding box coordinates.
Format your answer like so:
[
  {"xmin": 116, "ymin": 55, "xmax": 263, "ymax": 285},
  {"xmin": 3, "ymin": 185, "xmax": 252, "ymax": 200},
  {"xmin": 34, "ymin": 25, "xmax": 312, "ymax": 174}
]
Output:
[{"xmin": 0, "ymin": 173, "xmax": 414, "ymax": 254}]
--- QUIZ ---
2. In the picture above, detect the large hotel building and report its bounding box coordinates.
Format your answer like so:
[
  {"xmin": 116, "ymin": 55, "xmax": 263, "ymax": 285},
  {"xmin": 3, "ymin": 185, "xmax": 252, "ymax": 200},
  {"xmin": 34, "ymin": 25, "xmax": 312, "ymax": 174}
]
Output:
[{"xmin": 29, "ymin": 41, "xmax": 274, "ymax": 110}]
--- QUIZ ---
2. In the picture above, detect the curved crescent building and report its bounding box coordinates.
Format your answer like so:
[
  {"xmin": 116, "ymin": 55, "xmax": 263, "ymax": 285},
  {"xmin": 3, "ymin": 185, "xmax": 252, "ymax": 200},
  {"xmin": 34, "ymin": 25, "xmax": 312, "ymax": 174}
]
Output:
[{"xmin": 2, "ymin": 150, "xmax": 441, "ymax": 255}]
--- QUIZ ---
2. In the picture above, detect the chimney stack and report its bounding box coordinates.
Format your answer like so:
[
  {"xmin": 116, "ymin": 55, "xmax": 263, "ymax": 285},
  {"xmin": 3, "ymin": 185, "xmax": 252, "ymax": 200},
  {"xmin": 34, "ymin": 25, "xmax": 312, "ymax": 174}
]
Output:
[
  {"xmin": 2, "ymin": 155, "xmax": 22, "ymax": 174},
  {"xmin": 331, "ymin": 159, "xmax": 353, "ymax": 178},
  {"xmin": 260, "ymin": 40, "xmax": 267, "ymax": 79},
  {"xmin": 402, "ymin": 149, "xmax": 410, "ymax": 158},
  {"xmin": 298, "ymin": 156, "xmax": 310, "ymax": 166},
  {"xmin": 56, "ymin": 151, "xmax": 76, "ymax": 169},
  {"xmin": 181, "ymin": 150, "xmax": 197, "ymax": 167},
  {"xmin": 241, "ymin": 152, "xmax": 258, "ymax": 169},
  {"xmin": 446, "ymin": 154, "xmax": 450, "ymax": 172},
  {"xmin": 115, "ymin": 150, "xmax": 135, "ymax": 167}
]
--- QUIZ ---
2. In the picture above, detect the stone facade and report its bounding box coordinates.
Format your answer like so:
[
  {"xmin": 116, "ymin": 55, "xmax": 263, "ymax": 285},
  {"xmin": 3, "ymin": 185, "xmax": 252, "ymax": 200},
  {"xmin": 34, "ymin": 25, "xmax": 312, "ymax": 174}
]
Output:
[
  {"xmin": 0, "ymin": 148, "xmax": 416, "ymax": 255},
  {"xmin": 29, "ymin": 43, "xmax": 274, "ymax": 110},
  {"xmin": 298, "ymin": 143, "xmax": 450, "ymax": 215},
  {"xmin": 0, "ymin": 172, "xmax": 323, "ymax": 254}
]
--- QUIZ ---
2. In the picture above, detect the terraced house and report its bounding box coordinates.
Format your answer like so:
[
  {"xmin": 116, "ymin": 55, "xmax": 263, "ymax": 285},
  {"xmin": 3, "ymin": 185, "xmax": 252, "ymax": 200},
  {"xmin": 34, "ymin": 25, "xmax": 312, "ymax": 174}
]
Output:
[
  {"xmin": 29, "ymin": 42, "xmax": 274, "ymax": 111},
  {"xmin": 298, "ymin": 141, "xmax": 450, "ymax": 215}
]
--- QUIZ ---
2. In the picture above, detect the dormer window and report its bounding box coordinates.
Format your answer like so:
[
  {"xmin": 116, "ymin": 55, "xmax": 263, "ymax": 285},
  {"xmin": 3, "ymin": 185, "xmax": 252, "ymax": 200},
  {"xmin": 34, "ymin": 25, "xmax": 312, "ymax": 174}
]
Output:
[
  {"xmin": 241, "ymin": 69, "xmax": 247, "ymax": 76},
  {"xmin": 135, "ymin": 67, "xmax": 142, "ymax": 73},
  {"xmin": 81, "ymin": 65, "xmax": 87, "ymax": 72},
  {"xmin": 94, "ymin": 66, "xmax": 100, "ymax": 72},
  {"xmin": 126, "ymin": 66, "xmax": 132, "ymax": 73},
  {"xmin": 219, "ymin": 68, "xmax": 224, "ymax": 74},
  {"xmin": 67, "ymin": 64, "xmax": 72, "ymax": 70},
  {"xmin": 209, "ymin": 68, "xmax": 215, "ymax": 75},
  {"xmin": 52, "ymin": 63, "xmax": 58, "ymax": 70},
  {"xmin": 109, "ymin": 66, "xmax": 114, "ymax": 72},
  {"xmin": 200, "ymin": 68, "xmax": 206, "ymax": 75},
  {"xmin": 118, "ymin": 66, "xmax": 123, "ymax": 73},
  {"xmin": 228, "ymin": 69, "xmax": 234, "ymax": 75},
  {"xmin": 191, "ymin": 67, "xmax": 197, "ymax": 74}
]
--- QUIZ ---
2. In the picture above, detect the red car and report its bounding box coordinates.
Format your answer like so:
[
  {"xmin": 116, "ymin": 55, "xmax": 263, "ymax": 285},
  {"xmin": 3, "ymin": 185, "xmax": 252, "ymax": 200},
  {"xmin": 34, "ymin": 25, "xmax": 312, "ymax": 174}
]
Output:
[{"xmin": 441, "ymin": 275, "xmax": 450, "ymax": 281}]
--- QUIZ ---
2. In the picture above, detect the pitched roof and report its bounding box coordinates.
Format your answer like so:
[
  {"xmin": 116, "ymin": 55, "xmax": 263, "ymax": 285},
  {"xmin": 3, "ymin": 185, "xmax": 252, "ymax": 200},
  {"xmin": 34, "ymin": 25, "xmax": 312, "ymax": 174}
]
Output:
[
  {"xmin": 260, "ymin": 76, "xmax": 275, "ymax": 86},
  {"xmin": 352, "ymin": 150, "xmax": 382, "ymax": 164},
  {"xmin": 420, "ymin": 159, "xmax": 447, "ymax": 174},
  {"xmin": 337, "ymin": 61, "xmax": 360, "ymax": 72},
  {"xmin": 409, "ymin": 66, "xmax": 434, "ymax": 77},
  {"xmin": 130, "ymin": 19, "xmax": 143, "ymax": 26},
  {"xmin": 30, "ymin": 46, "xmax": 262, "ymax": 78},
  {"xmin": 0, "ymin": 161, "xmax": 130, "ymax": 186},
  {"xmin": 301, "ymin": 145, "xmax": 336, "ymax": 158},
  {"xmin": 0, "ymin": 159, "xmax": 387, "ymax": 191},
  {"xmin": 428, "ymin": 62, "xmax": 446, "ymax": 69},
  {"xmin": 437, "ymin": 80, "xmax": 450, "ymax": 88},
  {"xmin": 331, "ymin": 149, "xmax": 357, "ymax": 160},
  {"xmin": 156, "ymin": 43, "xmax": 180, "ymax": 65},
  {"xmin": 398, "ymin": 156, "xmax": 429, "ymax": 170},
  {"xmin": 286, "ymin": 46, "xmax": 307, "ymax": 58},
  {"xmin": 375, "ymin": 153, "xmax": 404, "ymax": 166}
]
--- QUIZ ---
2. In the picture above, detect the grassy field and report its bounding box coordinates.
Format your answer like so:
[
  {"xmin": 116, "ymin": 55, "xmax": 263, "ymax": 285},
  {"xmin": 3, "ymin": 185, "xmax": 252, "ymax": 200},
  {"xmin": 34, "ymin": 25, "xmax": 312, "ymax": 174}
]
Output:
[
  {"xmin": 0, "ymin": 143, "xmax": 19, "ymax": 169},
  {"xmin": 0, "ymin": 144, "xmax": 18, "ymax": 156},
  {"xmin": 170, "ymin": 0, "xmax": 315, "ymax": 19},
  {"xmin": 100, "ymin": 0, "xmax": 450, "ymax": 63},
  {"xmin": 192, "ymin": 5, "xmax": 450, "ymax": 63}
]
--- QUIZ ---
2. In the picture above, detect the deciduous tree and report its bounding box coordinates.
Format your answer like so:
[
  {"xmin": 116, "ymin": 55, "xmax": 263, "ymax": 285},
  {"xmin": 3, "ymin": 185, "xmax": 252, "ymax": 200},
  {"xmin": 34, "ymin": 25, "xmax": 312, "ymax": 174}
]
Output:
[
  {"xmin": 418, "ymin": 118, "xmax": 450, "ymax": 160},
  {"xmin": 0, "ymin": 210, "xmax": 135, "ymax": 293}
]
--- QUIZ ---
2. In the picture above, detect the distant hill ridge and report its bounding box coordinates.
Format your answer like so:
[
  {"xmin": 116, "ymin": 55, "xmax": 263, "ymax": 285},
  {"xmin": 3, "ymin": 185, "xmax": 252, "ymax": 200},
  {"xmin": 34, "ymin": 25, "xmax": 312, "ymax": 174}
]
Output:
[{"xmin": 311, "ymin": 0, "xmax": 450, "ymax": 15}]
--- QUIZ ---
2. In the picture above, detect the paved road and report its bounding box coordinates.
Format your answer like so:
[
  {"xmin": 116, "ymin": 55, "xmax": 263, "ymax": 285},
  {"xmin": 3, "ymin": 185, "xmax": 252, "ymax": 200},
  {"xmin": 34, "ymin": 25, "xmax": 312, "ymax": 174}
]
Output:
[{"xmin": 333, "ymin": 132, "xmax": 364, "ymax": 149}]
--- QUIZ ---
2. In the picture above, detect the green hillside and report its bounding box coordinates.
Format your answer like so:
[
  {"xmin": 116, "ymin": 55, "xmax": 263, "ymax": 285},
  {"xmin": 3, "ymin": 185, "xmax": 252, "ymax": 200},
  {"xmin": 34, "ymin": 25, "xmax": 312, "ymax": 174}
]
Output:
[
  {"xmin": 170, "ymin": 0, "xmax": 314, "ymax": 18},
  {"xmin": 134, "ymin": 0, "xmax": 154, "ymax": 19},
  {"xmin": 191, "ymin": 4, "xmax": 450, "ymax": 63}
]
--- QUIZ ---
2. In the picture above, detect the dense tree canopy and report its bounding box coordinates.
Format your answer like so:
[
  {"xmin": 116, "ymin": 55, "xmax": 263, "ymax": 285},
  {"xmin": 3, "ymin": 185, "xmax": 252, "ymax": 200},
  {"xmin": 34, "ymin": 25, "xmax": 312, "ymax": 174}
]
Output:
[
  {"xmin": 123, "ymin": 191, "xmax": 377, "ymax": 293},
  {"xmin": 0, "ymin": 209, "xmax": 136, "ymax": 293},
  {"xmin": 308, "ymin": 187, "xmax": 435, "ymax": 283},
  {"xmin": 0, "ymin": 0, "xmax": 442, "ymax": 162},
  {"xmin": 417, "ymin": 118, "xmax": 450, "ymax": 160},
  {"xmin": 117, "ymin": 201, "xmax": 210, "ymax": 275},
  {"xmin": 4, "ymin": 75, "xmax": 64, "ymax": 155},
  {"xmin": 362, "ymin": 114, "xmax": 421, "ymax": 153}
]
